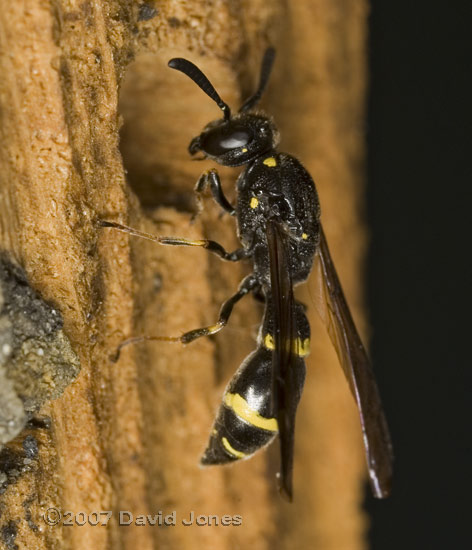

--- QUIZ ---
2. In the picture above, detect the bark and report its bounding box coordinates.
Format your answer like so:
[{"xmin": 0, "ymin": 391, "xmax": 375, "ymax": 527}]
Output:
[{"xmin": 0, "ymin": 1, "xmax": 369, "ymax": 549}]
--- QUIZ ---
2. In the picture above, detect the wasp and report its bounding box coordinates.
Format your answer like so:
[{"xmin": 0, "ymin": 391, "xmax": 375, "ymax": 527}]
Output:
[{"xmin": 101, "ymin": 48, "xmax": 393, "ymax": 501}]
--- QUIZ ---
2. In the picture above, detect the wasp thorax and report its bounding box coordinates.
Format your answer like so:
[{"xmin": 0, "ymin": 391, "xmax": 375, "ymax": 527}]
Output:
[{"xmin": 189, "ymin": 114, "xmax": 278, "ymax": 167}]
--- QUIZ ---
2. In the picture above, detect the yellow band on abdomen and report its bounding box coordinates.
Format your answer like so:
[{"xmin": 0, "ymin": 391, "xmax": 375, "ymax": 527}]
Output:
[
  {"xmin": 224, "ymin": 392, "xmax": 278, "ymax": 432},
  {"xmin": 221, "ymin": 436, "xmax": 246, "ymax": 458}
]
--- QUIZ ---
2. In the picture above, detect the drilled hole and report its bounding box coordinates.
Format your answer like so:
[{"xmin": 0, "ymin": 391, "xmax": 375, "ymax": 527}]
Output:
[{"xmin": 118, "ymin": 51, "xmax": 238, "ymax": 212}]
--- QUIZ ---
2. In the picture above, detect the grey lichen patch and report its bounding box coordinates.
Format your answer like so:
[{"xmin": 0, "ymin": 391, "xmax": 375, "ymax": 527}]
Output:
[
  {"xmin": 22, "ymin": 495, "xmax": 40, "ymax": 533},
  {"xmin": 10, "ymin": 330, "xmax": 80, "ymax": 414},
  {"xmin": 138, "ymin": 3, "xmax": 158, "ymax": 22},
  {"xmin": 0, "ymin": 254, "xmax": 80, "ymax": 446},
  {"xmin": 0, "ymin": 368, "xmax": 25, "ymax": 446},
  {"xmin": 22, "ymin": 435, "xmax": 38, "ymax": 460},
  {"xmin": 0, "ymin": 442, "xmax": 35, "ymax": 495},
  {"xmin": 0, "ymin": 423, "xmax": 45, "ymax": 495},
  {"xmin": 1, "ymin": 520, "xmax": 18, "ymax": 550}
]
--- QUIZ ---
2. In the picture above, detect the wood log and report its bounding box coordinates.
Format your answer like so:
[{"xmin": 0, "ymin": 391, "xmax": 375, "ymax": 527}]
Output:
[{"xmin": 0, "ymin": 1, "xmax": 370, "ymax": 548}]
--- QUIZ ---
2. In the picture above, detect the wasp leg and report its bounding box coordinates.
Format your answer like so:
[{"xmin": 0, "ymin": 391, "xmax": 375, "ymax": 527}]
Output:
[
  {"xmin": 192, "ymin": 169, "xmax": 236, "ymax": 221},
  {"xmin": 180, "ymin": 274, "xmax": 258, "ymax": 343},
  {"xmin": 110, "ymin": 274, "xmax": 258, "ymax": 361},
  {"xmin": 99, "ymin": 220, "xmax": 250, "ymax": 262}
]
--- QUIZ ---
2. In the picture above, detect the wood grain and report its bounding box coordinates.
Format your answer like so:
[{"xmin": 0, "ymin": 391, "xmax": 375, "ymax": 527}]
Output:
[{"xmin": 0, "ymin": 1, "xmax": 370, "ymax": 548}]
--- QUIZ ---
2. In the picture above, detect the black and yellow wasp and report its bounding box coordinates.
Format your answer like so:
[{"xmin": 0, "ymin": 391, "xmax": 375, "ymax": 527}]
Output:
[{"xmin": 101, "ymin": 48, "xmax": 393, "ymax": 501}]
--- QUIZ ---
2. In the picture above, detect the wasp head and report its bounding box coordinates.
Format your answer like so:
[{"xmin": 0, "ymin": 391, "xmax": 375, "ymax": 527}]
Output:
[
  {"xmin": 169, "ymin": 48, "xmax": 277, "ymax": 167},
  {"xmin": 188, "ymin": 113, "xmax": 278, "ymax": 167}
]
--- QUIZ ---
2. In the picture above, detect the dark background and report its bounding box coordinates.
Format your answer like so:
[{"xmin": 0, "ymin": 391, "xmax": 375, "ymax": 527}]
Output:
[{"xmin": 366, "ymin": 2, "xmax": 471, "ymax": 548}]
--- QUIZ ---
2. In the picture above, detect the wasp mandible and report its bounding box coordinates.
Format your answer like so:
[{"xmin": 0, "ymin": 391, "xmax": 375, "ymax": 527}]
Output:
[{"xmin": 101, "ymin": 48, "xmax": 393, "ymax": 501}]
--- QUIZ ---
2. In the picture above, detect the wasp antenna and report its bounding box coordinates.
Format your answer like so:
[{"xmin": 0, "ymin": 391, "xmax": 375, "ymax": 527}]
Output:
[
  {"xmin": 239, "ymin": 47, "xmax": 276, "ymax": 113},
  {"xmin": 168, "ymin": 58, "xmax": 231, "ymax": 120}
]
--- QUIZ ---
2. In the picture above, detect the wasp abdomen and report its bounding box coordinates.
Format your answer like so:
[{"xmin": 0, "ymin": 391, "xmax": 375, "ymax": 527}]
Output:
[
  {"xmin": 201, "ymin": 348, "xmax": 278, "ymax": 464},
  {"xmin": 201, "ymin": 300, "xmax": 310, "ymax": 465}
]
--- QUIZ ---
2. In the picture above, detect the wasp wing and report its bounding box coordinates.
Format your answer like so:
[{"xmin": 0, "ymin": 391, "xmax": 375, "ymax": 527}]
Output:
[
  {"xmin": 266, "ymin": 220, "xmax": 298, "ymax": 501},
  {"xmin": 312, "ymin": 224, "xmax": 393, "ymax": 498}
]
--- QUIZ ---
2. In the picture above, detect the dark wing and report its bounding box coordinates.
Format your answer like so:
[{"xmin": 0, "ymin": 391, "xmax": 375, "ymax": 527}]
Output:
[
  {"xmin": 266, "ymin": 220, "xmax": 297, "ymax": 501},
  {"xmin": 312, "ymin": 224, "xmax": 394, "ymax": 498}
]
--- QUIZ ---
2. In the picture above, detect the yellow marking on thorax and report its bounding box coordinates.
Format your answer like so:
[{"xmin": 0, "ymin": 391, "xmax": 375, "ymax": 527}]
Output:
[
  {"xmin": 242, "ymin": 147, "xmax": 248, "ymax": 153},
  {"xmin": 224, "ymin": 393, "xmax": 278, "ymax": 432},
  {"xmin": 263, "ymin": 156, "xmax": 277, "ymax": 167},
  {"xmin": 263, "ymin": 333, "xmax": 310, "ymax": 357},
  {"xmin": 221, "ymin": 437, "xmax": 246, "ymax": 458},
  {"xmin": 264, "ymin": 333, "xmax": 275, "ymax": 350},
  {"xmin": 250, "ymin": 197, "xmax": 259, "ymax": 209},
  {"xmin": 302, "ymin": 233, "xmax": 308, "ymax": 240}
]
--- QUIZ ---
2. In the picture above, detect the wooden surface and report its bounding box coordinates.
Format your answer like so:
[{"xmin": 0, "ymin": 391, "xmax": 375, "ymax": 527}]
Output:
[{"xmin": 0, "ymin": 1, "xmax": 370, "ymax": 548}]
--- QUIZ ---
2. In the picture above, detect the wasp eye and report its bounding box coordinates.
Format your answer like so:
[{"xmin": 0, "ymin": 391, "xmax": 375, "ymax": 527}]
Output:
[{"xmin": 201, "ymin": 124, "xmax": 253, "ymax": 156}]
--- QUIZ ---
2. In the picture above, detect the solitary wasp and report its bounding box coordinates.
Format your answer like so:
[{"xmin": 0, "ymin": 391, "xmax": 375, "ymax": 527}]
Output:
[{"xmin": 101, "ymin": 48, "xmax": 393, "ymax": 500}]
